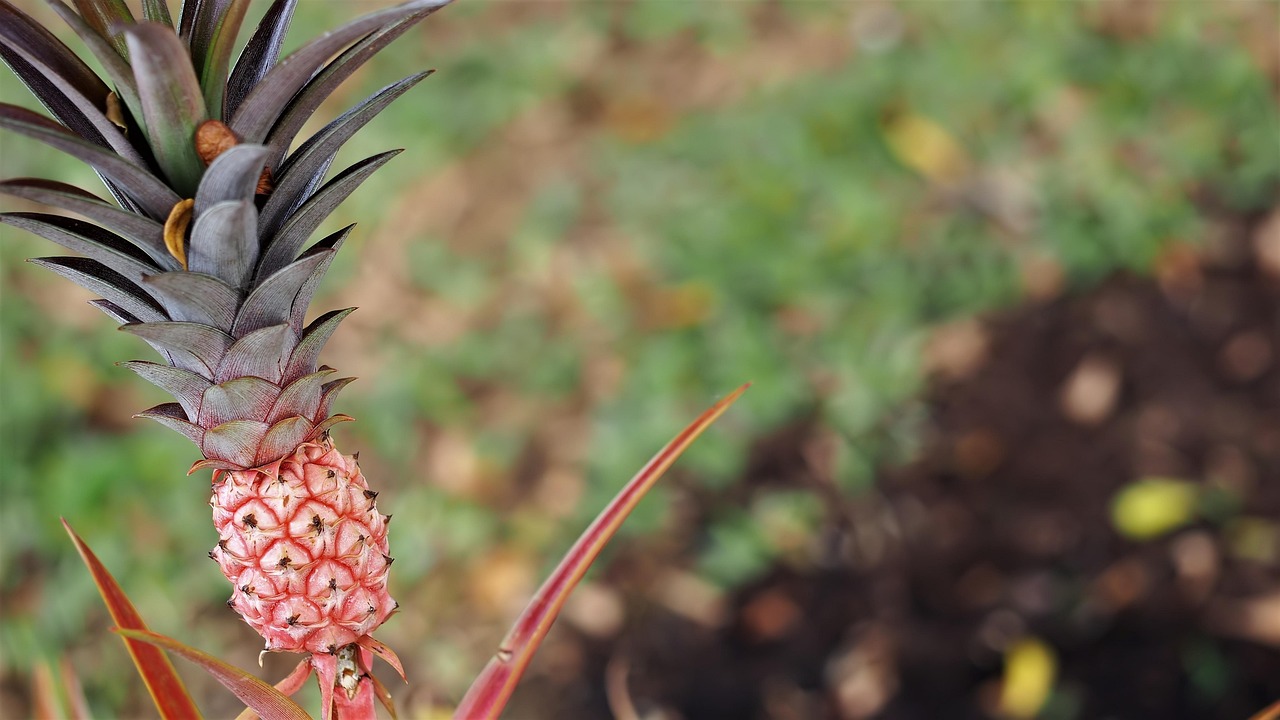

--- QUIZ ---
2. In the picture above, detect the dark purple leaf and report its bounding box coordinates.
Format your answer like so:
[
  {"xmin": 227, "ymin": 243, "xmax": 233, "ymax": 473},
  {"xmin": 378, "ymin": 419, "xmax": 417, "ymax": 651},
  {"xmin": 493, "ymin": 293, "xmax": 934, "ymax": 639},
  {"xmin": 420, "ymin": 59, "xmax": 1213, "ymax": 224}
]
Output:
[
  {"xmin": 259, "ymin": 73, "xmax": 429, "ymax": 238},
  {"xmin": 229, "ymin": 0, "xmax": 451, "ymax": 143},
  {"xmin": 195, "ymin": 144, "xmax": 269, "ymax": 214},
  {"xmin": 257, "ymin": 150, "xmax": 399, "ymax": 278},
  {"xmin": 122, "ymin": 320, "xmax": 232, "ymax": 376},
  {"xmin": 262, "ymin": 14, "xmax": 429, "ymax": 168},
  {"xmin": 234, "ymin": 251, "xmax": 327, "ymax": 337},
  {"xmin": 187, "ymin": 199, "xmax": 257, "ymax": 288},
  {"xmin": 216, "ymin": 323, "xmax": 295, "ymax": 383},
  {"xmin": 120, "ymin": 360, "xmax": 211, "ymax": 418},
  {"xmin": 224, "ymin": 0, "xmax": 297, "ymax": 117},
  {"xmin": 1, "ymin": 212, "xmax": 159, "ymax": 282},
  {"xmin": 142, "ymin": 271, "xmax": 239, "ymax": 328},
  {"xmin": 28, "ymin": 256, "xmax": 166, "ymax": 322},
  {"xmin": 0, "ymin": 179, "xmax": 173, "ymax": 268},
  {"xmin": 0, "ymin": 104, "xmax": 178, "ymax": 219}
]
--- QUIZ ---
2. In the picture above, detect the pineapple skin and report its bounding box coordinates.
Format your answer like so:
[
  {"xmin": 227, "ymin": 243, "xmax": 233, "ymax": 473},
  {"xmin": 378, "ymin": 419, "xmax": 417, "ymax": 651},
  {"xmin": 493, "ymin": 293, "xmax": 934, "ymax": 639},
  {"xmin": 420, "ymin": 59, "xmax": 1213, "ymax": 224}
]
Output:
[{"xmin": 211, "ymin": 437, "xmax": 396, "ymax": 654}]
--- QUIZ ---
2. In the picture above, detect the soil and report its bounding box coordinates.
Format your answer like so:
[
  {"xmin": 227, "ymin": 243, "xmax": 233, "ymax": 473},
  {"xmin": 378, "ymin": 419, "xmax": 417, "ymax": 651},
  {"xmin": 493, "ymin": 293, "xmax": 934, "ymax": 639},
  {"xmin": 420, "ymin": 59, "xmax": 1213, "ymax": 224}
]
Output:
[{"xmin": 507, "ymin": 209, "xmax": 1280, "ymax": 719}]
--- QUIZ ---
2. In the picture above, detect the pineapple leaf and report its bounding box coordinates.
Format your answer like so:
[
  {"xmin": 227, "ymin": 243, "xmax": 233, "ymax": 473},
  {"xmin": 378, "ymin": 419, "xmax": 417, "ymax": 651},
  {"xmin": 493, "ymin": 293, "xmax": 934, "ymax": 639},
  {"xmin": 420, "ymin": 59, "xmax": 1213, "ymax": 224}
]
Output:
[
  {"xmin": 255, "ymin": 416, "xmax": 314, "ymax": 465},
  {"xmin": 191, "ymin": 0, "xmax": 251, "ymax": 118},
  {"xmin": 268, "ymin": 368, "xmax": 337, "ymax": 425},
  {"xmin": 202, "ymin": 419, "xmax": 270, "ymax": 467},
  {"xmin": 45, "ymin": 0, "xmax": 143, "ymax": 123},
  {"xmin": 260, "ymin": 72, "xmax": 431, "ymax": 237},
  {"xmin": 263, "ymin": 14, "xmax": 429, "ymax": 168},
  {"xmin": 29, "ymin": 256, "xmax": 167, "ymax": 322},
  {"xmin": 114, "ymin": 629, "xmax": 310, "ymax": 720},
  {"xmin": 62, "ymin": 521, "xmax": 204, "ymax": 720},
  {"xmin": 89, "ymin": 298, "xmax": 142, "ymax": 324},
  {"xmin": 0, "ymin": 1, "xmax": 107, "ymax": 101},
  {"xmin": 316, "ymin": 377, "xmax": 356, "ymax": 422},
  {"xmin": 235, "ymin": 251, "xmax": 327, "ymax": 336},
  {"xmin": 1, "ymin": 212, "xmax": 160, "ymax": 282},
  {"xmin": 229, "ymin": 0, "xmax": 451, "ymax": 143},
  {"xmin": 217, "ymin": 323, "xmax": 296, "ymax": 383},
  {"xmin": 138, "ymin": 402, "xmax": 205, "ymax": 443},
  {"xmin": 142, "ymin": 271, "xmax": 240, "ymax": 327},
  {"xmin": 0, "ymin": 44, "xmax": 135, "ymax": 160},
  {"xmin": 124, "ymin": 22, "xmax": 208, "ymax": 196},
  {"xmin": 257, "ymin": 150, "xmax": 401, "ymax": 278},
  {"xmin": 194, "ymin": 143, "xmax": 269, "ymax": 214},
  {"xmin": 287, "ymin": 307, "xmax": 354, "ymax": 381},
  {"xmin": 199, "ymin": 376, "xmax": 279, "ymax": 427},
  {"xmin": 187, "ymin": 199, "xmax": 257, "ymax": 287},
  {"xmin": 0, "ymin": 103, "xmax": 178, "ymax": 218},
  {"xmin": 454, "ymin": 385, "xmax": 750, "ymax": 720},
  {"xmin": 288, "ymin": 227, "xmax": 349, "ymax": 331},
  {"xmin": 224, "ymin": 0, "xmax": 296, "ymax": 117},
  {"xmin": 141, "ymin": 0, "xmax": 173, "ymax": 27},
  {"xmin": 70, "ymin": 0, "xmax": 135, "ymax": 58},
  {"xmin": 123, "ymin": 320, "xmax": 233, "ymax": 375},
  {"xmin": 120, "ymin": 360, "xmax": 211, "ymax": 419},
  {"xmin": 0, "ymin": 179, "xmax": 175, "ymax": 268}
]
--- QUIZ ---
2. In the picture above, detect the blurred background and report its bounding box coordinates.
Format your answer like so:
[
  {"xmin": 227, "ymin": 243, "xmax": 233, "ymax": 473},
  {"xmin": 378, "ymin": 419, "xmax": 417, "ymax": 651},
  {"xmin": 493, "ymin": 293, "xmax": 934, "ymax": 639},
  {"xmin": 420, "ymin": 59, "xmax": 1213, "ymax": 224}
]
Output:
[{"xmin": 2, "ymin": 1, "xmax": 1279, "ymax": 718}]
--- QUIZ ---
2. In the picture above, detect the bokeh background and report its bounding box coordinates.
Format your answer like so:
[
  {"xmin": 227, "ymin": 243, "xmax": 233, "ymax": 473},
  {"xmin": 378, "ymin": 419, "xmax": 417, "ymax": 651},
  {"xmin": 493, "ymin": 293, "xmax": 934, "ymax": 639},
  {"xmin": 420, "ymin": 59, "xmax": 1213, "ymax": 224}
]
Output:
[{"xmin": 2, "ymin": 1, "xmax": 1279, "ymax": 718}]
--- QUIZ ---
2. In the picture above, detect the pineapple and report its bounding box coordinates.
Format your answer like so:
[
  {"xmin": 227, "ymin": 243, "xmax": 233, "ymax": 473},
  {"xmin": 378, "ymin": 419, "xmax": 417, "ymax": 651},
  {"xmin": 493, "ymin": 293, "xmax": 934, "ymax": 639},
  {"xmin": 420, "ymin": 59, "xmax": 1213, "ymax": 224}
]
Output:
[{"xmin": 1, "ymin": 0, "xmax": 450, "ymax": 710}]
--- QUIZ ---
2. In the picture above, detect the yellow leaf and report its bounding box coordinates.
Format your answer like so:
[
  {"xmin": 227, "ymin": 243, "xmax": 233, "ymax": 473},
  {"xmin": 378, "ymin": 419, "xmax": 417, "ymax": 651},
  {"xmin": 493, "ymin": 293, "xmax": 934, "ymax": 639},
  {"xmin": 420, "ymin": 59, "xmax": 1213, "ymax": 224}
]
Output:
[
  {"xmin": 1111, "ymin": 477, "xmax": 1200, "ymax": 541},
  {"xmin": 998, "ymin": 637, "xmax": 1057, "ymax": 719},
  {"xmin": 881, "ymin": 111, "xmax": 970, "ymax": 183}
]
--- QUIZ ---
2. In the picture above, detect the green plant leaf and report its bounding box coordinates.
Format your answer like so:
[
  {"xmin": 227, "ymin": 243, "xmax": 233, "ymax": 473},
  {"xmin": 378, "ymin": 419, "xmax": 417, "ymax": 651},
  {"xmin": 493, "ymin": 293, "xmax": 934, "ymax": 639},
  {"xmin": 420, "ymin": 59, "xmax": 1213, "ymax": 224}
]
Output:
[
  {"xmin": 453, "ymin": 384, "xmax": 749, "ymax": 719},
  {"xmin": 124, "ymin": 22, "xmax": 208, "ymax": 196},
  {"xmin": 62, "ymin": 519, "xmax": 203, "ymax": 720},
  {"xmin": 115, "ymin": 629, "xmax": 311, "ymax": 720}
]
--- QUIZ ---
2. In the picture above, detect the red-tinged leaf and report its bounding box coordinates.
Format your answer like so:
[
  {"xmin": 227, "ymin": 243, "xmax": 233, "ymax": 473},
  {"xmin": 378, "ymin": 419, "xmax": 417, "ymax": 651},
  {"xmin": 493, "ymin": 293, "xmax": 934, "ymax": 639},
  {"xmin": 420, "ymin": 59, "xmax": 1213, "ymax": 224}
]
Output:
[
  {"xmin": 454, "ymin": 385, "xmax": 749, "ymax": 719},
  {"xmin": 368, "ymin": 672, "xmax": 398, "ymax": 720},
  {"xmin": 356, "ymin": 636, "xmax": 405, "ymax": 682},
  {"xmin": 62, "ymin": 520, "xmax": 202, "ymax": 720},
  {"xmin": 312, "ymin": 654, "xmax": 338, "ymax": 720},
  {"xmin": 115, "ymin": 629, "xmax": 311, "ymax": 720},
  {"xmin": 235, "ymin": 659, "xmax": 312, "ymax": 720}
]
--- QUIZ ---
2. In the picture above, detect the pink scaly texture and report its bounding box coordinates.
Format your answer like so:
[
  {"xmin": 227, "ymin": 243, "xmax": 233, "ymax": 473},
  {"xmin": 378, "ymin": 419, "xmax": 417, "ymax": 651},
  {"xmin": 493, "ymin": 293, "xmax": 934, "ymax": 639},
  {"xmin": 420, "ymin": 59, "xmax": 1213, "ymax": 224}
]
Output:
[{"xmin": 210, "ymin": 438, "xmax": 396, "ymax": 654}]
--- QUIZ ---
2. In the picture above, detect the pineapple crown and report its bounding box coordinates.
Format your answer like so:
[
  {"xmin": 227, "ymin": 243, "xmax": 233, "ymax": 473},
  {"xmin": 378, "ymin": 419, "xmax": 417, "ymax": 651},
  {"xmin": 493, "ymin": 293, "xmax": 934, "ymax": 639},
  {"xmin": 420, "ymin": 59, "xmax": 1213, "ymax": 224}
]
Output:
[{"xmin": 0, "ymin": 0, "xmax": 451, "ymax": 470}]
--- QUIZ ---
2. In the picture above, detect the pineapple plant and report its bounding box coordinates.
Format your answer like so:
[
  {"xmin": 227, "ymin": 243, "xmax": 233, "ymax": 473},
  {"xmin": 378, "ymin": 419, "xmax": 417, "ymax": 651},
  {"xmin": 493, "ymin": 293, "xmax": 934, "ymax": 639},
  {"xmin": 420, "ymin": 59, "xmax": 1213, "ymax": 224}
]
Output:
[
  {"xmin": 1, "ymin": 0, "xmax": 450, "ymax": 713},
  {"xmin": 2, "ymin": 0, "xmax": 747, "ymax": 717}
]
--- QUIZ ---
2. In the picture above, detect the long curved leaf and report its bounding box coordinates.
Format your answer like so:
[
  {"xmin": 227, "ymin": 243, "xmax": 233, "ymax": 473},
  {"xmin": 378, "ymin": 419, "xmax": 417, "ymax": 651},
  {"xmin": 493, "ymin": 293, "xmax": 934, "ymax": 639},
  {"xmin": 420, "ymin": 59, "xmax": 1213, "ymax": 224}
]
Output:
[
  {"xmin": 124, "ymin": 22, "xmax": 207, "ymax": 196},
  {"xmin": 229, "ymin": 0, "xmax": 451, "ymax": 143},
  {"xmin": 70, "ymin": 0, "xmax": 135, "ymax": 57},
  {"xmin": 0, "ymin": 179, "xmax": 174, "ymax": 268},
  {"xmin": 225, "ymin": 0, "xmax": 297, "ymax": 117},
  {"xmin": 192, "ymin": 0, "xmax": 252, "ymax": 118},
  {"xmin": 257, "ymin": 150, "xmax": 399, "ymax": 278},
  {"xmin": 44, "ymin": 0, "xmax": 142, "ymax": 122},
  {"xmin": 115, "ymin": 629, "xmax": 311, "ymax": 720},
  {"xmin": 453, "ymin": 385, "xmax": 750, "ymax": 719},
  {"xmin": 62, "ymin": 521, "xmax": 203, "ymax": 720},
  {"xmin": 1, "ymin": 212, "xmax": 160, "ymax": 283},
  {"xmin": 0, "ymin": 104, "xmax": 178, "ymax": 219},
  {"xmin": 259, "ymin": 73, "xmax": 429, "ymax": 238},
  {"xmin": 262, "ymin": 13, "xmax": 428, "ymax": 168},
  {"xmin": 29, "ymin": 256, "xmax": 167, "ymax": 323}
]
